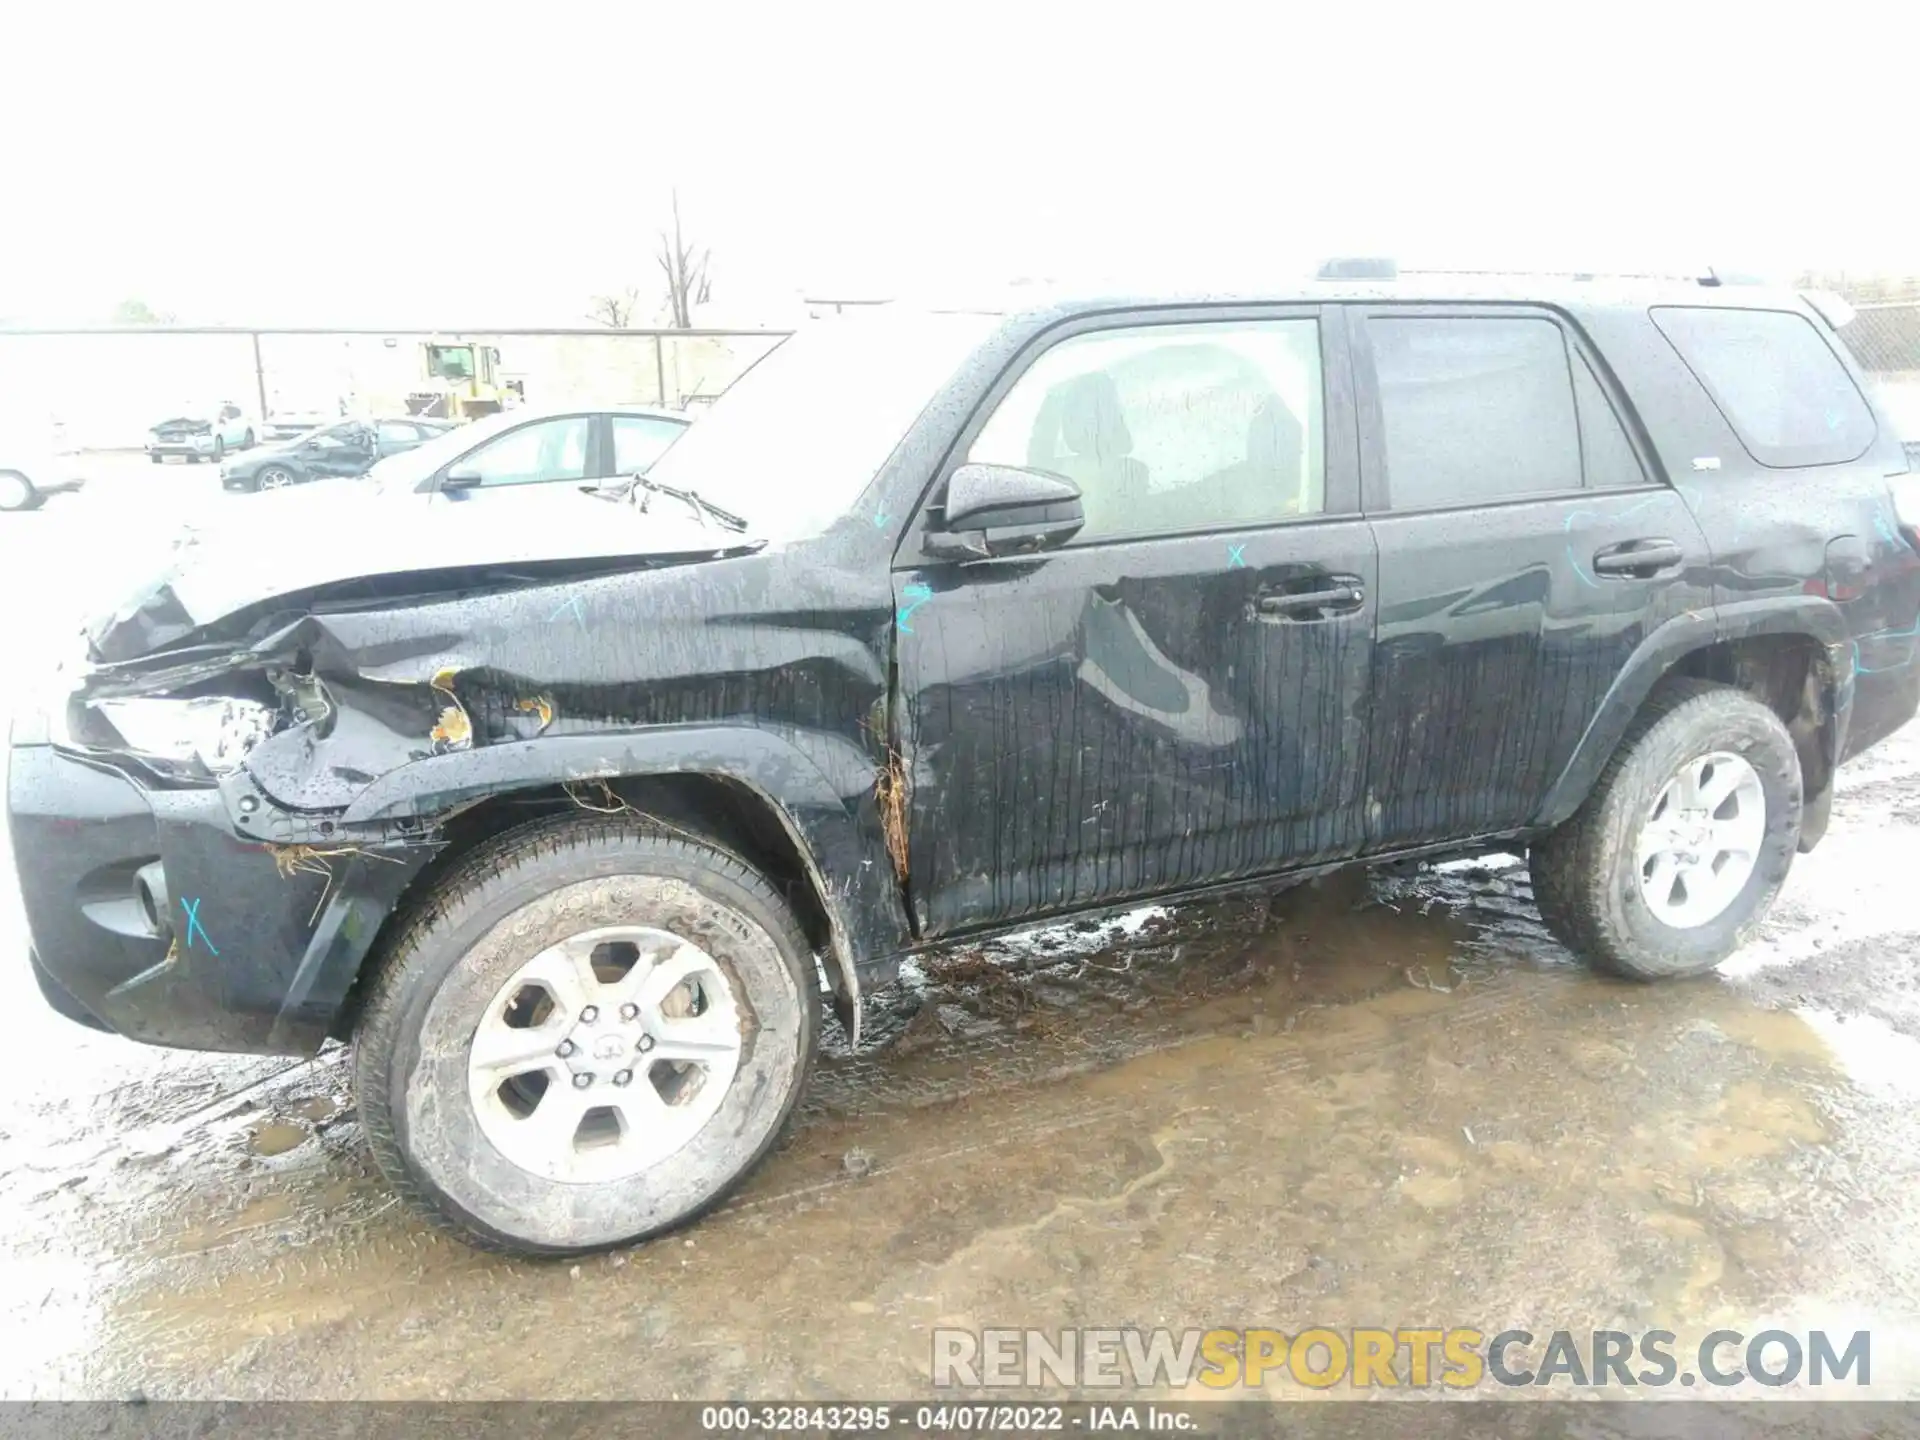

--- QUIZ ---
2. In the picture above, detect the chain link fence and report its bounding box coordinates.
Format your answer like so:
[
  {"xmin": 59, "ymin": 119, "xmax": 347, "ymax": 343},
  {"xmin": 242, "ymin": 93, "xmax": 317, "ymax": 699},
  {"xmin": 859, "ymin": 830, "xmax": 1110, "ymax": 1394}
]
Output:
[
  {"xmin": 10, "ymin": 302, "xmax": 1920, "ymax": 458},
  {"xmin": 1838, "ymin": 302, "xmax": 1920, "ymax": 463},
  {"xmin": 0, "ymin": 327, "xmax": 792, "ymax": 450}
]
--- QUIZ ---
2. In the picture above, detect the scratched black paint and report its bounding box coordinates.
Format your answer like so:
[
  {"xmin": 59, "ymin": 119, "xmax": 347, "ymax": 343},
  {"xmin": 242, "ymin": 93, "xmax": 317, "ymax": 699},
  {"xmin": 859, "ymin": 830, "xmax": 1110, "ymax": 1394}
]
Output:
[{"xmin": 9, "ymin": 279, "xmax": 1919, "ymax": 1056}]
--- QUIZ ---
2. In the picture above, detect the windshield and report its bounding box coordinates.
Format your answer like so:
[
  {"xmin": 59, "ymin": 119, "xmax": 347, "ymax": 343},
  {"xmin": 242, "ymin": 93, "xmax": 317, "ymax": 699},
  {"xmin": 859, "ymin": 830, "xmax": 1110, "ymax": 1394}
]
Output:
[
  {"xmin": 426, "ymin": 345, "xmax": 475, "ymax": 380},
  {"xmin": 644, "ymin": 309, "xmax": 1002, "ymax": 538}
]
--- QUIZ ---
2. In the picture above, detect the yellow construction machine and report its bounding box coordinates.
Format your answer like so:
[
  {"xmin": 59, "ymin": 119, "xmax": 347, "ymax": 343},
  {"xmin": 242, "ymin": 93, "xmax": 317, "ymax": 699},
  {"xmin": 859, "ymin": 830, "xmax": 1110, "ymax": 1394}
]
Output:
[{"xmin": 405, "ymin": 341, "xmax": 523, "ymax": 420}]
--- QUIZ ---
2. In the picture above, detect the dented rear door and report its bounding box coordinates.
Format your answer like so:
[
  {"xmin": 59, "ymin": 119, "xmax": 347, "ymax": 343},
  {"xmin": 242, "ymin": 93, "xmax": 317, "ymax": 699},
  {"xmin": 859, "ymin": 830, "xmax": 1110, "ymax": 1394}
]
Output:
[{"xmin": 893, "ymin": 306, "xmax": 1375, "ymax": 936}]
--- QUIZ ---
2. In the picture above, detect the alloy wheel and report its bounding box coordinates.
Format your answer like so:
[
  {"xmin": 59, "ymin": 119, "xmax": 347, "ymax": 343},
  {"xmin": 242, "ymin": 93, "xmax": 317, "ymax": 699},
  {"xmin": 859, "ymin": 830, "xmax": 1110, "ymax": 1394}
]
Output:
[
  {"xmin": 466, "ymin": 925, "xmax": 744, "ymax": 1183},
  {"xmin": 1634, "ymin": 751, "xmax": 1766, "ymax": 928}
]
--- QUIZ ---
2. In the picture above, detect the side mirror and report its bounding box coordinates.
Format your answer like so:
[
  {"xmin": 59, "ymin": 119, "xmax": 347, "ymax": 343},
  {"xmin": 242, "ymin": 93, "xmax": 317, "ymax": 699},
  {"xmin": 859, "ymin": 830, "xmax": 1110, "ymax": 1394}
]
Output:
[
  {"xmin": 441, "ymin": 468, "xmax": 482, "ymax": 493},
  {"xmin": 925, "ymin": 463, "xmax": 1084, "ymax": 561}
]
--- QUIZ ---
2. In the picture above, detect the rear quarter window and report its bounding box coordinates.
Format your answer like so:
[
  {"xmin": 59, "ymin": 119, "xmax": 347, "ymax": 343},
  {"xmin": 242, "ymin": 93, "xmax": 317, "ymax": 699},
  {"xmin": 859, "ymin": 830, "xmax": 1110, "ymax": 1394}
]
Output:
[{"xmin": 1651, "ymin": 306, "xmax": 1876, "ymax": 469}]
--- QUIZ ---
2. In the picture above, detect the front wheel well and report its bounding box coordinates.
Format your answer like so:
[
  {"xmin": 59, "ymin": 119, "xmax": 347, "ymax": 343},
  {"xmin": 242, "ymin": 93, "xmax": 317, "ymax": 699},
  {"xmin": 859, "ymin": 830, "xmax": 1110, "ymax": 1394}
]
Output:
[{"xmin": 334, "ymin": 773, "xmax": 848, "ymax": 1040}]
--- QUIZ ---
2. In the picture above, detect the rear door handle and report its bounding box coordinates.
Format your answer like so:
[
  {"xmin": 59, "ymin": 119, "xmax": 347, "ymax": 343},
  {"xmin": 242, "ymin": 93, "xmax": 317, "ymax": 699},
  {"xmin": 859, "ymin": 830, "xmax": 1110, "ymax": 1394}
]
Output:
[
  {"xmin": 1255, "ymin": 580, "xmax": 1366, "ymax": 619},
  {"xmin": 1592, "ymin": 538, "xmax": 1684, "ymax": 578}
]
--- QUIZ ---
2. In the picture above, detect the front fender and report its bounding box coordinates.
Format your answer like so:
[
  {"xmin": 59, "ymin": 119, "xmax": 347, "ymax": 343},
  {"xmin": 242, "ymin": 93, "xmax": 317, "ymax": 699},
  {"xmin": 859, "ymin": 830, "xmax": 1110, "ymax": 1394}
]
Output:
[
  {"xmin": 340, "ymin": 723, "xmax": 908, "ymax": 1035},
  {"xmin": 1534, "ymin": 597, "xmax": 1852, "ymax": 832}
]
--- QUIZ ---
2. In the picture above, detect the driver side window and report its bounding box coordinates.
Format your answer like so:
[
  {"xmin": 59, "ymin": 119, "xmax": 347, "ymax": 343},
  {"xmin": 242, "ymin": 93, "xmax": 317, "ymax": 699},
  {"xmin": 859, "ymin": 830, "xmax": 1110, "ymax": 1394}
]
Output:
[
  {"xmin": 454, "ymin": 417, "xmax": 591, "ymax": 488},
  {"xmin": 966, "ymin": 320, "xmax": 1325, "ymax": 543}
]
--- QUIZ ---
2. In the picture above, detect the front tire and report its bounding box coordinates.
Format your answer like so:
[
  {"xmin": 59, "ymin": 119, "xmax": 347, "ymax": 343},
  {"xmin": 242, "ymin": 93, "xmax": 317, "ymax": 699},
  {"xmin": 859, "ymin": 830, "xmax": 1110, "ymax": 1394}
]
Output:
[
  {"xmin": 354, "ymin": 814, "xmax": 819, "ymax": 1256},
  {"xmin": 1531, "ymin": 679, "xmax": 1802, "ymax": 980},
  {"xmin": 210, "ymin": 437, "xmax": 225, "ymax": 463}
]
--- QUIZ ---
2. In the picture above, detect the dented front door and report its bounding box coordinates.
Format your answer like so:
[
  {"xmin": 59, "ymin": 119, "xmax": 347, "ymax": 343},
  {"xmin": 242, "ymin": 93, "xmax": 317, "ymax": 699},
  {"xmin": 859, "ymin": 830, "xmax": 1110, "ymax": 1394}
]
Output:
[{"xmin": 893, "ymin": 307, "xmax": 1375, "ymax": 936}]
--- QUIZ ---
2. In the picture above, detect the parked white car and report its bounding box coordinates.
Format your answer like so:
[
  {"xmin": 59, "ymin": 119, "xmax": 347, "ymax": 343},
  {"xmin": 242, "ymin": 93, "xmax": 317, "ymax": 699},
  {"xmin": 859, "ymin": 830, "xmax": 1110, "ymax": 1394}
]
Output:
[
  {"xmin": 147, "ymin": 402, "xmax": 258, "ymax": 464},
  {"xmin": 0, "ymin": 417, "xmax": 86, "ymax": 511}
]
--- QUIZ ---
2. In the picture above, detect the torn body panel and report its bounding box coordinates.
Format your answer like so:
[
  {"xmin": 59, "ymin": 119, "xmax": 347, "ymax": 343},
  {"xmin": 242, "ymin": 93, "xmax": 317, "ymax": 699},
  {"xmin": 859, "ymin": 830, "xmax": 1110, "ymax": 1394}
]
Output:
[{"xmin": 20, "ymin": 531, "xmax": 913, "ymax": 1054}]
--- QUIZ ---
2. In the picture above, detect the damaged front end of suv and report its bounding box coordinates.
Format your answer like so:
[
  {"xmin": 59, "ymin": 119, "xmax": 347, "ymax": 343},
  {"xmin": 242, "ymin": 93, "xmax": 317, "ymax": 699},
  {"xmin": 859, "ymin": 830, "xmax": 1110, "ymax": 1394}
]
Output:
[{"xmin": 11, "ymin": 500, "xmax": 786, "ymax": 1054}]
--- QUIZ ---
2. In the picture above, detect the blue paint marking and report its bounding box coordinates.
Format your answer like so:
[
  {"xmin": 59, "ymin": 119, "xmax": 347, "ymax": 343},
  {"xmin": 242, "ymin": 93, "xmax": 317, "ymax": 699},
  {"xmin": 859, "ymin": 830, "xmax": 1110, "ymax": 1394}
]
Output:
[
  {"xmin": 1826, "ymin": 409, "xmax": 1842, "ymax": 431},
  {"xmin": 180, "ymin": 897, "xmax": 218, "ymax": 956},
  {"xmin": 1561, "ymin": 494, "xmax": 1671, "ymax": 586},
  {"xmin": 1852, "ymin": 614, "xmax": 1920, "ymax": 676},
  {"xmin": 872, "ymin": 512, "xmax": 890, "ymax": 529},
  {"xmin": 895, "ymin": 582, "xmax": 933, "ymax": 634},
  {"xmin": 1561, "ymin": 493, "xmax": 1669, "ymax": 535},
  {"xmin": 1870, "ymin": 500, "xmax": 1914, "ymax": 554},
  {"xmin": 1228, "ymin": 544, "xmax": 1246, "ymax": 568},
  {"xmin": 550, "ymin": 595, "xmax": 587, "ymax": 631}
]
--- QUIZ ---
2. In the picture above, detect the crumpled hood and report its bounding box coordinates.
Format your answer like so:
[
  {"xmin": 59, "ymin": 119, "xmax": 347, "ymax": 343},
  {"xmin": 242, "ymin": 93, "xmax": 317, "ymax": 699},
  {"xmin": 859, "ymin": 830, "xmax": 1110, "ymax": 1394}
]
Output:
[{"xmin": 87, "ymin": 481, "xmax": 762, "ymax": 663}]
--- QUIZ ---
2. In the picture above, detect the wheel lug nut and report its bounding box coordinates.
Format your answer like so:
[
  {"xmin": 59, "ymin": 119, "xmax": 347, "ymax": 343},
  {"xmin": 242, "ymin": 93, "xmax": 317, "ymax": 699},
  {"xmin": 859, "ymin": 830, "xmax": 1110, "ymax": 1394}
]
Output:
[
  {"xmin": 613, "ymin": 1069, "xmax": 632, "ymax": 1086},
  {"xmin": 555, "ymin": 1040, "xmax": 576, "ymax": 1058},
  {"xmin": 580, "ymin": 1005, "xmax": 599, "ymax": 1023},
  {"xmin": 619, "ymin": 1003, "xmax": 638, "ymax": 1021},
  {"xmin": 637, "ymin": 1034, "xmax": 654, "ymax": 1053},
  {"xmin": 573, "ymin": 1073, "xmax": 594, "ymax": 1089}
]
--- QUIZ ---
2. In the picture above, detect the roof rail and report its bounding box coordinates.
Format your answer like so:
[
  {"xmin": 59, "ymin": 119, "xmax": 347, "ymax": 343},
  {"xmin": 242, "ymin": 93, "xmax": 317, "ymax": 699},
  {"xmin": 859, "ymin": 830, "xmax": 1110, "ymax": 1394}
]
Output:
[
  {"xmin": 1397, "ymin": 266, "xmax": 1705, "ymax": 283},
  {"xmin": 1312, "ymin": 263, "xmax": 1782, "ymax": 288}
]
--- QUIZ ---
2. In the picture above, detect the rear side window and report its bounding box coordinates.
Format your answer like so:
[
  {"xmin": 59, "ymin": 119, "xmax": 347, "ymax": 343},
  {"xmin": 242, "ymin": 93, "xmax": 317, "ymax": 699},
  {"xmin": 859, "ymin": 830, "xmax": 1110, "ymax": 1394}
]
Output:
[
  {"xmin": 611, "ymin": 415, "xmax": 687, "ymax": 475},
  {"xmin": 1570, "ymin": 351, "xmax": 1648, "ymax": 489},
  {"xmin": 1651, "ymin": 306, "xmax": 1875, "ymax": 468},
  {"xmin": 1369, "ymin": 316, "xmax": 1582, "ymax": 509}
]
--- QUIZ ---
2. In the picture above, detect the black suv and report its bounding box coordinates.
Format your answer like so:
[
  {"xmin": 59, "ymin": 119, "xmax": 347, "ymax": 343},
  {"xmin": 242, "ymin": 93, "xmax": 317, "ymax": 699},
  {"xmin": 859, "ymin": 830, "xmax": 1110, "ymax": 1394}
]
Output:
[{"xmin": 11, "ymin": 275, "xmax": 1918, "ymax": 1255}]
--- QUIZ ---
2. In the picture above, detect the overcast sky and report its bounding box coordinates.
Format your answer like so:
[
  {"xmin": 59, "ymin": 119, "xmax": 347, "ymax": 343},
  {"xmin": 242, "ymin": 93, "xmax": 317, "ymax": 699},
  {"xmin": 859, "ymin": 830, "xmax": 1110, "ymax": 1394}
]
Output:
[{"xmin": 3, "ymin": 2, "xmax": 1915, "ymax": 328}]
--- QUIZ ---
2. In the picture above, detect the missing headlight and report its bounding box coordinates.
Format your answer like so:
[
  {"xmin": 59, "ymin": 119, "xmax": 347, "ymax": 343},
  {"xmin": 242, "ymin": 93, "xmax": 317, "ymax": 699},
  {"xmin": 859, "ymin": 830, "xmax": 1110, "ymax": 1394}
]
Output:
[{"xmin": 91, "ymin": 696, "xmax": 278, "ymax": 777}]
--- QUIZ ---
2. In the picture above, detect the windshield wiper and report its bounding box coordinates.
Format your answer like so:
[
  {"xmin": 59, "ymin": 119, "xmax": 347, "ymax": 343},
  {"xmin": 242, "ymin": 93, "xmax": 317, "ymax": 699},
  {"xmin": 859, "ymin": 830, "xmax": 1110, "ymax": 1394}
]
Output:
[{"xmin": 615, "ymin": 474, "xmax": 748, "ymax": 532}]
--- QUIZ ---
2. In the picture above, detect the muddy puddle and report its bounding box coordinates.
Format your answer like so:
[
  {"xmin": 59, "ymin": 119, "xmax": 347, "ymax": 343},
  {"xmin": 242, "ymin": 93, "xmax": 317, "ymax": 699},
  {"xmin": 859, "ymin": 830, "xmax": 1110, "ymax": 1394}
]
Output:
[{"xmin": 0, "ymin": 719, "xmax": 1915, "ymax": 1400}]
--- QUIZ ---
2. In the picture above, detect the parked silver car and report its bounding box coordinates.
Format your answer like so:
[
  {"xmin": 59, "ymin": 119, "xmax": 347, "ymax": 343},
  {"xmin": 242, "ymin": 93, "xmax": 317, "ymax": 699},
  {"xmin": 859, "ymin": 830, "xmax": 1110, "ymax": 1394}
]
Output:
[
  {"xmin": 356, "ymin": 404, "xmax": 691, "ymax": 511},
  {"xmin": 147, "ymin": 402, "xmax": 257, "ymax": 464}
]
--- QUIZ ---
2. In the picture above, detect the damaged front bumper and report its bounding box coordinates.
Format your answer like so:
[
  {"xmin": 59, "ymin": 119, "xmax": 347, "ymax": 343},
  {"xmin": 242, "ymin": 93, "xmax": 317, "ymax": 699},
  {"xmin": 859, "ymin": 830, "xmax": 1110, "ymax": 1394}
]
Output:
[{"xmin": 7, "ymin": 727, "xmax": 432, "ymax": 1054}]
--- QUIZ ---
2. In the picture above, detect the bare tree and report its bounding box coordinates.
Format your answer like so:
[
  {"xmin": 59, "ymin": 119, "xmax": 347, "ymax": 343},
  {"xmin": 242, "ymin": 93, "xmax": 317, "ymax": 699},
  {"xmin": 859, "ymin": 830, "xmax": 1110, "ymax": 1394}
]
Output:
[
  {"xmin": 112, "ymin": 297, "xmax": 176, "ymax": 325},
  {"xmin": 656, "ymin": 189, "xmax": 711, "ymax": 329},
  {"xmin": 586, "ymin": 288, "xmax": 642, "ymax": 327}
]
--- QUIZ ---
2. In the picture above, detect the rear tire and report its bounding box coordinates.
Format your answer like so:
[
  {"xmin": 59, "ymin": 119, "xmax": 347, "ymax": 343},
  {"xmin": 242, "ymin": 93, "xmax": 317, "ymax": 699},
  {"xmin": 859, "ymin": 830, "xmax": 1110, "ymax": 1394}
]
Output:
[
  {"xmin": 256, "ymin": 466, "xmax": 295, "ymax": 490},
  {"xmin": 1530, "ymin": 679, "xmax": 1802, "ymax": 979},
  {"xmin": 354, "ymin": 814, "xmax": 820, "ymax": 1256}
]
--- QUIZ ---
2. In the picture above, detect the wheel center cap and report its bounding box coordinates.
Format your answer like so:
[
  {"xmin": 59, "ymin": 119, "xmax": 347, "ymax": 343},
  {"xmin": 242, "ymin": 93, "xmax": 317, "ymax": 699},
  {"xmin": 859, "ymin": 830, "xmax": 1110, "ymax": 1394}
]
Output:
[
  {"xmin": 591, "ymin": 1033, "xmax": 628, "ymax": 1063},
  {"xmin": 559, "ymin": 1021, "xmax": 648, "ymax": 1080}
]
